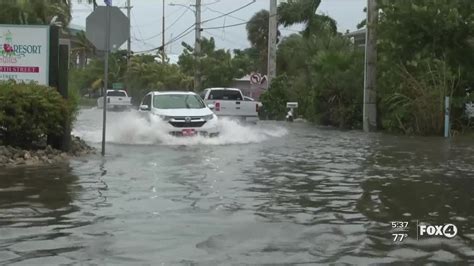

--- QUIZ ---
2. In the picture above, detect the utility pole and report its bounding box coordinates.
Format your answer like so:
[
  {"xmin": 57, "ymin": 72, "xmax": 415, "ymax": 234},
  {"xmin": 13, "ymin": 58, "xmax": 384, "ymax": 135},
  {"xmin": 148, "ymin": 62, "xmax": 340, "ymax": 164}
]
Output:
[
  {"xmin": 363, "ymin": 0, "xmax": 378, "ymax": 132},
  {"xmin": 126, "ymin": 0, "xmax": 131, "ymax": 66},
  {"xmin": 194, "ymin": 0, "xmax": 201, "ymax": 91},
  {"xmin": 162, "ymin": 0, "xmax": 166, "ymax": 63},
  {"xmin": 267, "ymin": 0, "xmax": 277, "ymax": 87}
]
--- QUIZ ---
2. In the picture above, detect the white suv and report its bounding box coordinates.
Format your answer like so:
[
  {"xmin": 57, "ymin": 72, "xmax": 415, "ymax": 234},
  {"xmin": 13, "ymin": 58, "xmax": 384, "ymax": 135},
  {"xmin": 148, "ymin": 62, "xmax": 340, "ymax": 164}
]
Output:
[{"xmin": 139, "ymin": 91, "xmax": 219, "ymax": 137}]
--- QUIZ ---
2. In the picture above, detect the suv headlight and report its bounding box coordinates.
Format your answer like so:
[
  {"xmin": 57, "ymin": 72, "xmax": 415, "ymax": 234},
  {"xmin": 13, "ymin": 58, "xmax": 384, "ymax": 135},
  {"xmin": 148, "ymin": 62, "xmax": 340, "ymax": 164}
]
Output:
[
  {"xmin": 159, "ymin": 115, "xmax": 172, "ymax": 121},
  {"xmin": 204, "ymin": 114, "xmax": 214, "ymax": 121}
]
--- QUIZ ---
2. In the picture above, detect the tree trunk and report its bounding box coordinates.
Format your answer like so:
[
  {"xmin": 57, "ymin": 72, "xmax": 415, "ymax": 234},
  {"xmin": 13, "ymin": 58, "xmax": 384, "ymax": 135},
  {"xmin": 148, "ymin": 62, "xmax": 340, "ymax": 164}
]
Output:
[{"xmin": 79, "ymin": 51, "xmax": 86, "ymax": 68}]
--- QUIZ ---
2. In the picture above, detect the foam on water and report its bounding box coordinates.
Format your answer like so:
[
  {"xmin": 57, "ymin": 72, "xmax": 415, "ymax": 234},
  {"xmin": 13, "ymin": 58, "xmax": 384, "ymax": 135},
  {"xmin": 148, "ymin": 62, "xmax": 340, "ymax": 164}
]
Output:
[{"xmin": 73, "ymin": 109, "xmax": 287, "ymax": 146}]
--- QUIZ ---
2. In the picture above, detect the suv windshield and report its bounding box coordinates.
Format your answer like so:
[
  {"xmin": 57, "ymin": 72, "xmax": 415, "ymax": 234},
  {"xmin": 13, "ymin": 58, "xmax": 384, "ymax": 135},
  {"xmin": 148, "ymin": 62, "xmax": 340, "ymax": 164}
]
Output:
[{"xmin": 153, "ymin": 94, "xmax": 205, "ymax": 109}]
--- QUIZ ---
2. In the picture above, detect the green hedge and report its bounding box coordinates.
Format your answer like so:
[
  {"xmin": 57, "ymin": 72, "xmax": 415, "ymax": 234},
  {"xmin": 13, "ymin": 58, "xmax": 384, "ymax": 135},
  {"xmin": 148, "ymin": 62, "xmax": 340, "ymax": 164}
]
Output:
[{"xmin": 0, "ymin": 81, "xmax": 75, "ymax": 148}]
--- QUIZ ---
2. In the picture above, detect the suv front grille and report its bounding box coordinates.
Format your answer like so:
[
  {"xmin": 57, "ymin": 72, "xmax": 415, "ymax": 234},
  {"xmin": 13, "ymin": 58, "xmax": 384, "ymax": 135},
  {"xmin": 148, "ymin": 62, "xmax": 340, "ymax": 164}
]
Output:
[{"xmin": 169, "ymin": 121, "xmax": 206, "ymax": 128}]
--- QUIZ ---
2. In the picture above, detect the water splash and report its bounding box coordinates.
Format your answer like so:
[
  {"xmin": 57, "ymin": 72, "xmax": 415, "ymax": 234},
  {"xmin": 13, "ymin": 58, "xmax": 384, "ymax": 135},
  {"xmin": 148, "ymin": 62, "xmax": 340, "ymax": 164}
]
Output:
[{"xmin": 73, "ymin": 108, "xmax": 287, "ymax": 146}]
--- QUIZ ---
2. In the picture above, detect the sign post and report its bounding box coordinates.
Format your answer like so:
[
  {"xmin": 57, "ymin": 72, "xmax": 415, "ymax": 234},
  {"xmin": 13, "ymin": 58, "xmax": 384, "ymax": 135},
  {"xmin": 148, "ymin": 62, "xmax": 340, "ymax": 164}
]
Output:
[
  {"xmin": 86, "ymin": 3, "xmax": 129, "ymax": 156},
  {"xmin": 444, "ymin": 96, "xmax": 450, "ymax": 138},
  {"xmin": 101, "ymin": 5, "xmax": 111, "ymax": 156}
]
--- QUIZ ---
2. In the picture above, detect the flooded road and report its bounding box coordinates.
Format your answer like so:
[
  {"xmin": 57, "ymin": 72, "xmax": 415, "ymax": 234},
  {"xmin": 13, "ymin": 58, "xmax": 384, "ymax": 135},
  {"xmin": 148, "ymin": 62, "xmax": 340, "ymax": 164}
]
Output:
[{"xmin": 1, "ymin": 108, "xmax": 473, "ymax": 264}]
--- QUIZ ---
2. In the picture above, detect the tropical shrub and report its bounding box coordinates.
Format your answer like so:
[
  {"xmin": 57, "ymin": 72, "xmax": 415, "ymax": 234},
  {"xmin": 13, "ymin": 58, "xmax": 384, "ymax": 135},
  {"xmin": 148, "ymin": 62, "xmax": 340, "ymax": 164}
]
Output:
[
  {"xmin": 377, "ymin": 0, "xmax": 474, "ymax": 134},
  {"xmin": 0, "ymin": 81, "xmax": 75, "ymax": 148},
  {"xmin": 260, "ymin": 74, "xmax": 291, "ymax": 120},
  {"xmin": 381, "ymin": 59, "xmax": 461, "ymax": 135}
]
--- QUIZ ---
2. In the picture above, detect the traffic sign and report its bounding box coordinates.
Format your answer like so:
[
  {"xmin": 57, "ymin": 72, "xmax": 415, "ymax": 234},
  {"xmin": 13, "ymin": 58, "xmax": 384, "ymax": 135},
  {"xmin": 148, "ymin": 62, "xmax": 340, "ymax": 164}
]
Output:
[
  {"xmin": 250, "ymin": 73, "xmax": 261, "ymax": 85},
  {"xmin": 86, "ymin": 6, "xmax": 129, "ymax": 51}
]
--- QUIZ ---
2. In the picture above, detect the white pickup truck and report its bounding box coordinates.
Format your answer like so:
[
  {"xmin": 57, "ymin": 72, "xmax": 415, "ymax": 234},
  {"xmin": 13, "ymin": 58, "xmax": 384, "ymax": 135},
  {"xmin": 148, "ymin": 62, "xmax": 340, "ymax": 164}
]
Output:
[
  {"xmin": 200, "ymin": 88, "xmax": 260, "ymax": 123},
  {"xmin": 97, "ymin": 90, "xmax": 132, "ymax": 110}
]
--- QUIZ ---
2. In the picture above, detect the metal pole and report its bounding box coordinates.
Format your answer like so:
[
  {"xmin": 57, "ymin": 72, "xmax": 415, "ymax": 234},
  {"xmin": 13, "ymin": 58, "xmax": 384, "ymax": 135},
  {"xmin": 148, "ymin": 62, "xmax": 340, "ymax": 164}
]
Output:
[
  {"xmin": 444, "ymin": 96, "xmax": 450, "ymax": 138},
  {"xmin": 102, "ymin": 5, "xmax": 111, "ymax": 156},
  {"xmin": 126, "ymin": 0, "xmax": 131, "ymax": 65},
  {"xmin": 363, "ymin": 0, "xmax": 378, "ymax": 132},
  {"xmin": 267, "ymin": 0, "xmax": 277, "ymax": 87},
  {"xmin": 162, "ymin": 0, "xmax": 166, "ymax": 63},
  {"xmin": 194, "ymin": 0, "xmax": 201, "ymax": 91}
]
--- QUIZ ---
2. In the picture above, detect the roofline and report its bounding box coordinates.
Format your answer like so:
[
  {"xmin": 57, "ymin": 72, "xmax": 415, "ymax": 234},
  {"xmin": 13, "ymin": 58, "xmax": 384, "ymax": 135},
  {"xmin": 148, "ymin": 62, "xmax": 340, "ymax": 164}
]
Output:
[{"xmin": 345, "ymin": 28, "xmax": 366, "ymax": 37}]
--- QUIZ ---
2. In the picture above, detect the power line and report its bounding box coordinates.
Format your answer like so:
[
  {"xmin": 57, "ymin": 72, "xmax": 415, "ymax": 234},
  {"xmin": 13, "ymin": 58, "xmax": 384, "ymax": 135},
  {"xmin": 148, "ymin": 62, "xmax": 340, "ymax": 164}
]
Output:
[
  {"xmin": 166, "ymin": 8, "xmax": 190, "ymax": 33},
  {"xmin": 134, "ymin": 24, "xmax": 195, "ymax": 54},
  {"xmin": 201, "ymin": 0, "xmax": 221, "ymax": 7},
  {"xmin": 204, "ymin": 6, "xmax": 246, "ymax": 22},
  {"xmin": 132, "ymin": 0, "xmax": 257, "ymax": 54},
  {"xmin": 134, "ymin": 8, "xmax": 189, "ymax": 42},
  {"xmin": 201, "ymin": 0, "xmax": 255, "ymax": 24},
  {"xmin": 133, "ymin": 6, "xmax": 186, "ymax": 28},
  {"xmin": 131, "ymin": 13, "xmax": 146, "ymax": 44},
  {"xmin": 201, "ymin": 12, "xmax": 278, "ymax": 30},
  {"xmin": 201, "ymin": 21, "xmax": 248, "ymax": 30},
  {"xmin": 133, "ymin": 0, "xmax": 256, "ymax": 49}
]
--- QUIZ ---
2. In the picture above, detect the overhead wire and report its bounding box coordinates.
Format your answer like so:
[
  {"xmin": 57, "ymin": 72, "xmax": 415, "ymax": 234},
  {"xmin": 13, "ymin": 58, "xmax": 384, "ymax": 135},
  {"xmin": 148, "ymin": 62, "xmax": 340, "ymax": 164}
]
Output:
[
  {"xmin": 201, "ymin": 21, "xmax": 248, "ymax": 30},
  {"xmin": 136, "ymin": 8, "xmax": 189, "ymax": 42},
  {"xmin": 204, "ymin": 6, "xmax": 246, "ymax": 22},
  {"xmin": 132, "ymin": 1, "xmax": 277, "ymax": 54},
  {"xmin": 133, "ymin": 5, "xmax": 187, "ymax": 28},
  {"xmin": 202, "ymin": 12, "xmax": 278, "ymax": 30},
  {"xmin": 200, "ymin": 0, "xmax": 255, "ymax": 24},
  {"xmin": 134, "ymin": 24, "xmax": 195, "ymax": 54}
]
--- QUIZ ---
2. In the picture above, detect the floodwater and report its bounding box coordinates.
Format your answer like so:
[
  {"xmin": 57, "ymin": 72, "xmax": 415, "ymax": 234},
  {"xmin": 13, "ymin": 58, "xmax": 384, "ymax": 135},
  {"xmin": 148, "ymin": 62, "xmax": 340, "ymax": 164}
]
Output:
[{"xmin": 0, "ymin": 108, "xmax": 473, "ymax": 265}]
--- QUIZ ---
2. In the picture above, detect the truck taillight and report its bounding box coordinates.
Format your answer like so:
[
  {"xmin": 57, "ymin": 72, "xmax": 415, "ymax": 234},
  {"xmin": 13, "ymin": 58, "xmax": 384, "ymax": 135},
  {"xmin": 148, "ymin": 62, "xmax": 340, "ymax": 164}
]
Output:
[
  {"xmin": 256, "ymin": 103, "xmax": 259, "ymax": 112},
  {"xmin": 215, "ymin": 102, "xmax": 220, "ymax": 111}
]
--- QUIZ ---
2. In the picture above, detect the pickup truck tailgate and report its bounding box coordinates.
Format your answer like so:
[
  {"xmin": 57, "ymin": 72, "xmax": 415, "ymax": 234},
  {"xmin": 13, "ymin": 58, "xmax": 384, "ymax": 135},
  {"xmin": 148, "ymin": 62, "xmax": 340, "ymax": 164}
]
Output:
[
  {"xmin": 108, "ymin": 96, "xmax": 131, "ymax": 105},
  {"xmin": 203, "ymin": 88, "xmax": 259, "ymax": 121},
  {"xmin": 207, "ymin": 100, "xmax": 258, "ymax": 117}
]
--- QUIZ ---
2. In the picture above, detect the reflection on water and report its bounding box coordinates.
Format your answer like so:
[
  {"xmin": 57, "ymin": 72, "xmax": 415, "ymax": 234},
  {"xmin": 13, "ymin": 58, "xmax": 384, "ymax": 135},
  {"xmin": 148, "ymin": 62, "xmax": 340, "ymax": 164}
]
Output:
[
  {"xmin": 0, "ymin": 164, "xmax": 82, "ymax": 264},
  {"xmin": 0, "ymin": 111, "xmax": 473, "ymax": 264}
]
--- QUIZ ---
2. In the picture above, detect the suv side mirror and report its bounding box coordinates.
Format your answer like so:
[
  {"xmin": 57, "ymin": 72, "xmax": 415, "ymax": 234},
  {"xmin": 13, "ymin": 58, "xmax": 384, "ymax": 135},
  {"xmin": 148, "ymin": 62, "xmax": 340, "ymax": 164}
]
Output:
[
  {"xmin": 139, "ymin": 104, "xmax": 150, "ymax": 111},
  {"xmin": 207, "ymin": 103, "xmax": 215, "ymax": 110}
]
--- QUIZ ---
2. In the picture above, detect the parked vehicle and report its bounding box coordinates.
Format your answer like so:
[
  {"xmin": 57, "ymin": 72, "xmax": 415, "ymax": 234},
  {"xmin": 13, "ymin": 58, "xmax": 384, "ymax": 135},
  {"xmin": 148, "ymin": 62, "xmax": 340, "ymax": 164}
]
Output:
[
  {"xmin": 97, "ymin": 90, "xmax": 132, "ymax": 110},
  {"xmin": 138, "ymin": 91, "xmax": 219, "ymax": 137},
  {"xmin": 200, "ymin": 88, "xmax": 260, "ymax": 123},
  {"xmin": 244, "ymin": 96, "xmax": 263, "ymax": 109}
]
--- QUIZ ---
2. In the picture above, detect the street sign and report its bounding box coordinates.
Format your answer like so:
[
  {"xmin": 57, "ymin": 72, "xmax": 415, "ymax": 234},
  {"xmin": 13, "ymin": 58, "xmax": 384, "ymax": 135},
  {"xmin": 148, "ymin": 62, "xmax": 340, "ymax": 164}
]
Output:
[
  {"xmin": 250, "ymin": 73, "xmax": 261, "ymax": 85},
  {"xmin": 287, "ymin": 102, "xmax": 298, "ymax": 108},
  {"xmin": 0, "ymin": 25, "xmax": 49, "ymax": 85},
  {"xmin": 86, "ymin": 6, "xmax": 129, "ymax": 51},
  {"xmin": 112, "ymin": 82, "xmax": 123, "ymax": 89}
]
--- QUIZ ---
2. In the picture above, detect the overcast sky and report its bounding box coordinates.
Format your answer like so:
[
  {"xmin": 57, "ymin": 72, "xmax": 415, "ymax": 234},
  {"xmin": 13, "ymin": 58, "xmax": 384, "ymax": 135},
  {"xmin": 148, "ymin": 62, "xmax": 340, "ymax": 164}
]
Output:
[{"xmin": 72, "ymin": 0, "xmax": 366, "ymax": 55}]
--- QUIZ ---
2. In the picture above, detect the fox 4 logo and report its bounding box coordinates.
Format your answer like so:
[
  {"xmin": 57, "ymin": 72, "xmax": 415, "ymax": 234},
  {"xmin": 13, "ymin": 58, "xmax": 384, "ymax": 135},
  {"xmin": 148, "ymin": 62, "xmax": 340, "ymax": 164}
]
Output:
[{"xmin": 418, "ymin": 224, "xmax": 458, "ymax": 238}]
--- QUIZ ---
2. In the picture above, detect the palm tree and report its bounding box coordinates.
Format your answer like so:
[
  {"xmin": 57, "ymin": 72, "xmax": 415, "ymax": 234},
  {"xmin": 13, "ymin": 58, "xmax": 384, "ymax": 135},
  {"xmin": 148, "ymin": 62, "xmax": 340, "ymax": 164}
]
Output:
[
  {"xmin": 0, "ymin": 0, "xmax": 72, "ymax": 28},
  {"xmin": 278, "ymin": 0, "xmax": 337, "ymax": 37},
  {"xmin": 71, "ymin": 30, "xmax": 94, "ymax": 68}
]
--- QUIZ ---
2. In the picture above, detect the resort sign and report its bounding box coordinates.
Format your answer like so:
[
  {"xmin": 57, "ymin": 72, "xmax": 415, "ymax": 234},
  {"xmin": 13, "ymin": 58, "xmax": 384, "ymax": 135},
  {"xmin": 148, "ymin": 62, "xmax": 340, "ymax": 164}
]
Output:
[{"xmin": 0, "ymin": 25, "xmax": 49, "ymax": 85}]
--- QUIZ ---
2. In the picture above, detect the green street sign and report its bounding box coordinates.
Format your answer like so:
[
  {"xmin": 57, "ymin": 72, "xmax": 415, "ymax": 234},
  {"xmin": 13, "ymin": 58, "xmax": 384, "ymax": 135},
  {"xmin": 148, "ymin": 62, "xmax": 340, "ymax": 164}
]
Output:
[{"xmin": 112, "ymin": 83, "xmax": 124, "ymax": 89}]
